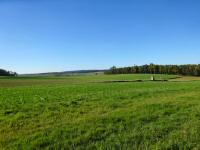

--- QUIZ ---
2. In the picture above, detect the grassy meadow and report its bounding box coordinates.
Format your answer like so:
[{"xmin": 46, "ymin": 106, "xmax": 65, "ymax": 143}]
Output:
[{"xmin": 1, "ymin": 74, "xmax": 200, "ymax": 149}]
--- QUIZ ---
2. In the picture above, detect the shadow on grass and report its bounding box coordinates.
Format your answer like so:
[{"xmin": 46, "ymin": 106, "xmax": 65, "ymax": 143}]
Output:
[{"xmin": 101, "ymin": 80, "xmax": 169, "ymax": 83}]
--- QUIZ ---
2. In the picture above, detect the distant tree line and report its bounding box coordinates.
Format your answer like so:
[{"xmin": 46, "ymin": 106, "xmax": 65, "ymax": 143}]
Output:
[
  {"xmin": 105, "ymin": 64, "xmax": 200, "ymax": 76},
  {"xmin": 0, "ymin": 69, "xmax": 17, "ymax": 76}
]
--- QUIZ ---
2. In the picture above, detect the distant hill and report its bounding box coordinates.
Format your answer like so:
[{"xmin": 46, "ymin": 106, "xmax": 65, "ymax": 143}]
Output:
[{"xmin": 20, "ymin": 70, "xmax": 107, "ymax": 76}]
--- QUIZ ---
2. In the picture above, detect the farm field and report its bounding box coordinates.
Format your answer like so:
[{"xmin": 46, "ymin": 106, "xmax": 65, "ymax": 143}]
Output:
[{"xmin": 1, "ymin": 74, "xmax": 200, "ymax": 149}]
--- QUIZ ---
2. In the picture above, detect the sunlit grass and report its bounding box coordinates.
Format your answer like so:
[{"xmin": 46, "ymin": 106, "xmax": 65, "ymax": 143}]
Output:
[{"xmin": 0, "ymin": 74, "xmax": 200, "ymax": 149}]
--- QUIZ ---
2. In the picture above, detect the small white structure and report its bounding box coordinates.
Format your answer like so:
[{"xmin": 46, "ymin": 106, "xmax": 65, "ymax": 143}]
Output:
[{"xmin": 151, "ymin": 76, "xmax": 155, "ymax": 81}]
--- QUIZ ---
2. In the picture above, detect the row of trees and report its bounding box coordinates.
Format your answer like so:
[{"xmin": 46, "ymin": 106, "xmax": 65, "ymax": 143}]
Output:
[
  {"xmin": 105, "ymin": 64, "xmax": 200, "ymax": 76},
  {"xmin": 0, "ymin": 69, "xmax": 17, "ymax": 76}
]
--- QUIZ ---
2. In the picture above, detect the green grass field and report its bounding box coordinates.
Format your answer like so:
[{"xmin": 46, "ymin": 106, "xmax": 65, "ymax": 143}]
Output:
[{"xmin": 1, "ymin": 74, "xmax": 200, "ymax": 149}]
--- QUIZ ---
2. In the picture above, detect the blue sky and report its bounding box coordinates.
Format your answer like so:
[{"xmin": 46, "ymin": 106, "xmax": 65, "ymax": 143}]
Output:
[{"xmin": 1, "ymin": 0, "xmax": 200, "ymax": 74}]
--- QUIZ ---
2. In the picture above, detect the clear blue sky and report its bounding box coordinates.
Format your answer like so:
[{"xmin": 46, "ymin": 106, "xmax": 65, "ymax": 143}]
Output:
[{"xmin": 1, "ymin": 0, "xmax": 200, "ymax": 74}]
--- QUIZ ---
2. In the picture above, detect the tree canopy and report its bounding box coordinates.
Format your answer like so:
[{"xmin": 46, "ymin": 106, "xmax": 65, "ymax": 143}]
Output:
[
  {"xmin": 0, "ymin": 69, "xmax": 17, "ymax": 76},
  {"xmin": 105, "ymin": 64, "xmax": 200, "ymax": 76}
]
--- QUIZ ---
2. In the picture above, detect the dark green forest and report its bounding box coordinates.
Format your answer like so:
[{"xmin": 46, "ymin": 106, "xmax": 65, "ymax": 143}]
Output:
[
  {"xmin": 0, "ymin": 69, "xmax": 17, "ymax": 76},
  {"xmin": 105, "ymin": 64, "xmax": 200, "ymax": 76}
]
